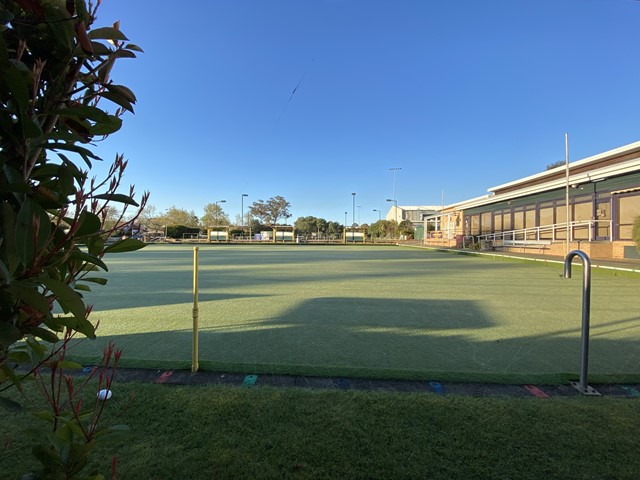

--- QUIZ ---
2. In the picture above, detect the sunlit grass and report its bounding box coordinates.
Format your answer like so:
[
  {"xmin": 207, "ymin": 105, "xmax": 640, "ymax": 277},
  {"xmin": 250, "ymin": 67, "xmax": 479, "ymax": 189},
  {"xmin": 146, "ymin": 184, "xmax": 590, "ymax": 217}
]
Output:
[
  {"xmin": 69, "ymin": 245, "xmax": 640, "ymax": 383},
  {"xmin": 3, "ymin": 381, "xmax": 640, "ymax": 479}
]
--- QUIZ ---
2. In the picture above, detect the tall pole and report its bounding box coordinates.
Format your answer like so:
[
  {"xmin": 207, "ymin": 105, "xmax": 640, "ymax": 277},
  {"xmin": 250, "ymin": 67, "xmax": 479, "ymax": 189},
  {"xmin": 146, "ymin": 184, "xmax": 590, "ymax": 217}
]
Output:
[
  {"xmin": 344, "ymin": 211, "xmax": 348, "ymax": 243},
  {"xmin": 565, "ymin": 133, "xmax": 570, "ymax": 255},
  {"xmin": 352, "ymin": 193, "xmax": 356, "ymax": 242},
  {"xmin": 241, "ymin": 193, "xmax": 248, "ymax": 230},
  {"xmin": 192, "ymin": 246, "xmax": 199, "ymax": 373},
  {"xmin": 390, "ymin": 167, "xmax": 401, "ymax": 238},
  {"xmin": 373, "ymin": 209, "xmax": 381, "ymax": 221}
]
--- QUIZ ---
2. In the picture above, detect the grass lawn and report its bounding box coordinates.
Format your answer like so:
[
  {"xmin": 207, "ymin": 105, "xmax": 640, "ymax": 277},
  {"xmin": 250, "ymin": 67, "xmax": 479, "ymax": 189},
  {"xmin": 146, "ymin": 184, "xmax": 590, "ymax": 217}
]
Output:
[
  {"xmin": 70, "ymin": 244, "xmax": 640, "ymax": 383},
  {"xmin": 2, "ymin": 381, "xmax": 639, "ymax": 479}
]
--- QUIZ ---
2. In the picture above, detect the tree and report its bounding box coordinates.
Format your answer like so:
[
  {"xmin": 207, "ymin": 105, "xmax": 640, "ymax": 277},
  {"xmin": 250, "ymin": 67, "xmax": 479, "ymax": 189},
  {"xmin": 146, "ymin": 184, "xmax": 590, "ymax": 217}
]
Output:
[
  {"xmin": 0, "ymin": 1, "xmax": 146, "ymax": 476},
  {"xmin": 294, "ymin": 216, "xmax": 328, "ymax": 236},
  {"xmin": 249, "ymin": 196, "xmax": 291, "ymax": 225},
  {"xmin": 398, "ymin": 219, "xmax": 415, "ymax": 239},
  {"xmin": 369, "ymin": 220, "xmax": 394, "ymax": 238},
  {"xmin": 546, "ymin": 160, "xmax": 565, "ymax": 170},
  {"xmin": 159, "ymin": 206, "xmax": 199, "ymax": 228},
  {"xmin": 327, "ymin": 221, "xmax": 343, "ymax": 238},
  {"xmin": 633, "ymin": 216, "xmax": 640, "ymax": 252},
  {"xmin": 201, "ymin": 203, "xmax": 229, "ymax": 227}
]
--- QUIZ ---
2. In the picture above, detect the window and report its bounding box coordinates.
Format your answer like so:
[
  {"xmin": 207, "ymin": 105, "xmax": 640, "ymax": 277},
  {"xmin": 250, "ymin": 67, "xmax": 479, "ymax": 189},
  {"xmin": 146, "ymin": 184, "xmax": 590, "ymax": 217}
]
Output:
[
  {"xmin": 617, "ymin": 194, "xmax": 640, "ymax": 240},
  {"xmin": 481, "ymin": 212, "xmax": 492, "ymax": 234}
]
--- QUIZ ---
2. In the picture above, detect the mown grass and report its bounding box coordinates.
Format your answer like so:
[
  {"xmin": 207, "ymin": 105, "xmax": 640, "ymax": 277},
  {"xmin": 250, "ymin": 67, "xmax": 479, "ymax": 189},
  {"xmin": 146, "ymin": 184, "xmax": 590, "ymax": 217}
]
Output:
[
  {"xmin": 69, "ymin": 244, "xmax": 640, "ymax": 383},
  {"xmin": 2, "ymin": 381, "xmax": 639, "ymax": 479}
]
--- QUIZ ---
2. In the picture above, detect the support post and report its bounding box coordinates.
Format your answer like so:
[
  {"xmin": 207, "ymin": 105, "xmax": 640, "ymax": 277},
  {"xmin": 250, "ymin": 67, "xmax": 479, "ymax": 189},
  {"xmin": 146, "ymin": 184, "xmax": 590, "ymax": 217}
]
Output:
[
  {"xmin": 192, "ymin": 246, "xmax": 199, "ymax": 373},
  {"xmin": 564, "ymin": 250, "xmax": 599, "ymax": 395}
]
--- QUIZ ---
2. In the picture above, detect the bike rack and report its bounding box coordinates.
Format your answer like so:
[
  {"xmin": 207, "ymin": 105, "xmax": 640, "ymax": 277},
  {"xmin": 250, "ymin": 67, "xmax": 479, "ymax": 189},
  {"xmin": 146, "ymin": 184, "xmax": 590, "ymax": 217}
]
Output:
[{"xmin": 564, "ymin": 250, "xmax": 600, "ymax": 395}]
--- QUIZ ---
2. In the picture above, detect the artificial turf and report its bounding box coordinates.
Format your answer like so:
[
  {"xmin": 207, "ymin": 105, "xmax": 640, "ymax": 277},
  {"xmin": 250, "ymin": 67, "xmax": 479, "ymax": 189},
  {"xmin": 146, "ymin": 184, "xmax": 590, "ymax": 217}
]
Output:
[{"xmin": 70, "ymin": 244, "xmax": 640, "ymax": 383}]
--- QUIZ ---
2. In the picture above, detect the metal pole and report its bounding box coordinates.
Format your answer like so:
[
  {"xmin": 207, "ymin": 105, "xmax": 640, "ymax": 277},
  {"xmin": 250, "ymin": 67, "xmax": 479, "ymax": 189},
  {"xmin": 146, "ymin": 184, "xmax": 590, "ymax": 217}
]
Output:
[
  {"xmin": 352, "ymin": 193, "xmax": 356, "ymax": 242},
  {"xmin": 344, "ymin": 211, "xmax": 347, "ymax": 243},
  {"xmin": 565, "ymin": 133, "xmax": 570, "ymax": 255},
  {"xmin": 564, "ymin": 250, "xmax": 599, "ymax": 395},
  {"xmin": 192, "ymin": 246, "xmax": 199, "ymax": 373}
]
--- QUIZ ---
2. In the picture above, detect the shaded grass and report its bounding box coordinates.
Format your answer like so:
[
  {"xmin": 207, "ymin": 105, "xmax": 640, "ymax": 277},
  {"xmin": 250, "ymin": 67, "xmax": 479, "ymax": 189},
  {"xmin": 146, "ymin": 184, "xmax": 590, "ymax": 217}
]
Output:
[
  {"xmin": 2, "ymin": 381, "xmax": 639, "ymax": 479},
  {"xmin": 69, "ymin": 245, "xmax": 640, "ymax": 383}
]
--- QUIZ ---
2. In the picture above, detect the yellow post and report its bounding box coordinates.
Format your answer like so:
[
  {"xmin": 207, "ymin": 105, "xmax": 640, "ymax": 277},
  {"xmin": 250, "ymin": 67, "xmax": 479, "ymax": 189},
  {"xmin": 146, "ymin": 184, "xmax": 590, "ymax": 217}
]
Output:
[{"xmin": 192, "ymin": 246, "xmax": 199, "ymax": 372}]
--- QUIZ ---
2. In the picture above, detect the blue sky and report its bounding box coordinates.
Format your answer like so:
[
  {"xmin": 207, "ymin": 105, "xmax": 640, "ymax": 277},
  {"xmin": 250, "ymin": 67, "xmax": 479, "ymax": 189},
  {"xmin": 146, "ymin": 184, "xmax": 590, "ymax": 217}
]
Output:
[{"xmin": 92, "ymin": 0, "xmax": 640, "ymax": 225}]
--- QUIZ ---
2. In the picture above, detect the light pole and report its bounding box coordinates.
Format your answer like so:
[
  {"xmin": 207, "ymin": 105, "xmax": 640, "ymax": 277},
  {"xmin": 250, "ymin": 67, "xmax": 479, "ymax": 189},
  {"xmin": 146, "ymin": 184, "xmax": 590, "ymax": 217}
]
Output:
[
  {"xmin": 389, "ymin": 167, "xmax": 401, "ymax": 237},
  {"xmin": 373, "ymin": 209, "xmax": 381, "ymax": 221},
  {"xmin": 386, "ymin": 198, "xmax": 398, "ymax": 238},
  {"xmin": 351, "ymin": 193, "xmax": 356, "ymax": 242},
  {"xmin": 344, "ymin": 211, "xmax": 348, "ymax": 243},
  {"xmin": 241, "ymin": 193, "xmax": 248, "ymax": 229}
]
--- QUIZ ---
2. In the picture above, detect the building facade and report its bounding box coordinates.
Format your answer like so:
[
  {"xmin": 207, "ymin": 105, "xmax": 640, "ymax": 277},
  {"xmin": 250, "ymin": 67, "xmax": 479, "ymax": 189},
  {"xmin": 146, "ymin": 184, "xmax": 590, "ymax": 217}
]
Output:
[{"xmin": 424, "ymin": 141, "xmax": 640, "ymax": 260}]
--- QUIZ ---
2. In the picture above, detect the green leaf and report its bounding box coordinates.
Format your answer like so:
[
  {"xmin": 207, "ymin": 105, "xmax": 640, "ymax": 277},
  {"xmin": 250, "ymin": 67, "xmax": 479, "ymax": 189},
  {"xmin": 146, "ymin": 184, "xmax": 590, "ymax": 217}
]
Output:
[
  {"xmin": 105, "ymin": 84, "xmax": 137, "ymax": 104},
  {"xmin": 91, "ymin": 193, "xmax": 139, "ymax": 206},
  {"xmin": 57, "ymin": 360, "xmax": 82, "ymax": 369},
  {"xmin": 15, "ymin": 199, "xmax": 51, "ymax": 265},
  {"xmin": 73, "ymin": 283, "xmax": 91, "ymax": 292},
  {"xmin": 88, "ymin": 27, "xmax": 129, "ymax": 41},
  {"xmin": 124, "ymin": 43, "xmax": 144, "ymax": 52},
  {"xmin": 68, "ymin": 249, "xmax": 108, "ymax": 271},
  {"xmin": 104, "ymin": 238, "xmax": 146, "ymax": 254},
  {"xmin": 0, "ymin": 395, "xmax": 23, "ymax": 413},
  {"xmin": 7, "ymin": 283, "xmax": 51, "ymax": 315},
  {"xmin": 99, "ymin": 91, "xmax": 134, "ymax": 113},
  {"xmin": 53, "ymin": 105, "xmax": 111, "ymax": 123},
  {"xmin": 86, "ymin": 235, "xmax": 105, "ymax": 256},
  {"xmin": 89, "ymin": 115, "xmax": 122, "ymax": 136},
  {"xmin": 40, "ymin": 278, "xmax": 86, "ymax": 321},
  {"xmin": 8, "ymin": 350, "xmax": 31, "ymax": 363},
  {"xmin": 76, "ymin": 210, "xmax": 102, "ymax": 236},
  {"xmin": 80, "ymin": 277, "xmax": 108, "ymax": 286},
  {"xmin": 31, "ymin": 327, "xmax": 59, "ymax": 343},
  {"xmin": 1, "ymin": 202, "xmax": 19, "ymax": 276},
  {"xmin": 0, "ymin": 323, "xmax": 22, "ymax": 347}
]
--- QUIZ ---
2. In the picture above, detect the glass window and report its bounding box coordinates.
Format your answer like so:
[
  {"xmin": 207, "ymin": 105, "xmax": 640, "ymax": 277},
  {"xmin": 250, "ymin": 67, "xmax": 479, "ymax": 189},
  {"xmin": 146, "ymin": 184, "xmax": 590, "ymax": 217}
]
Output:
[
  {"xmin": 572, "ymin": 201, "xmax": 592, "ymax": 240},
  {"xmin": 470, "ymin": 215, "xmax": 480, "ymax": 235},
  {"xmin": 502, "ymin": 212, "xmax": 511, "ymax": 231},
  {"xmin": 481, "ymin": 212, "xmax": 492, "ymax": 234},
  {"xmin": 617, "ymin": 194, "xmax": 640, "ymax": 240},
  {"xmin": 493, "ymin": 212, "xmax": 502, "ymax": 232}
]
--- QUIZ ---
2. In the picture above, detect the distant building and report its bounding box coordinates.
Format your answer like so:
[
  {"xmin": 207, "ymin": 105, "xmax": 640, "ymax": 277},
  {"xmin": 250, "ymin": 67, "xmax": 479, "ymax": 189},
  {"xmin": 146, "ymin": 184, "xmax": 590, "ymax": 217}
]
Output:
[{"xmin": 423, "ymin": 140, "xmax": 640, "ymax": 260}]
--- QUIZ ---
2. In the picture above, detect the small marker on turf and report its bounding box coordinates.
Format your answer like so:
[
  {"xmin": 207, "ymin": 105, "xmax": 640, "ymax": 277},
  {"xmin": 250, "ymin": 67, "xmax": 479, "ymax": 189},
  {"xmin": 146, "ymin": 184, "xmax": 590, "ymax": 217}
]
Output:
[
  {"xmin": 621, "ymin": 386, "xmax": 640, "ymax": 397},
  {"xmin": 335, "ymin": 378, "xmax": 350, "ymax": 390},
  {"xmin": 428, "ymin": 381, "xmax": 444, "ymax": 394},
  {"xmin": 155, "ymin": 371, "xmax": 174, "ymax": 384},
  {"xmin": 242, "ymin": 375, "xmax": 258, "ymax": 387},
  {"xmin": 524, "ymin": 385, "xmax": 550, "ymax": 398}
]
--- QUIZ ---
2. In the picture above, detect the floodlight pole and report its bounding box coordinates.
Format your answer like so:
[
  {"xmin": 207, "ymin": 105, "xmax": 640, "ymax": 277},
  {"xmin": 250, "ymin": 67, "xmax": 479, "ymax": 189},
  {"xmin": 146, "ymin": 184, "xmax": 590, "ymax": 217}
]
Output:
[
  {"xmin": 241, "ymin": 193, "xmax": 248, "ymax": 236},
  {"xmin": 192, "ymin": 247, "xmax": 199, "ymax": 373},
  {"xmin": 564, "ymin": 250, "xmax": 599, "ymax": 395},
  {"xmin": 389, "ymin": 167, "xmax": 401, "ymax": 238},
  {"xmin": 344, "ymin": 211, "xmax": 348, "ymax": 244},
  {"xmin": 373, "ymin": 209, "xmax": 381, "ymax": 221},
  {"xmin": 352, "ymin": 193, "xmax": 356, "ymax": 242}
]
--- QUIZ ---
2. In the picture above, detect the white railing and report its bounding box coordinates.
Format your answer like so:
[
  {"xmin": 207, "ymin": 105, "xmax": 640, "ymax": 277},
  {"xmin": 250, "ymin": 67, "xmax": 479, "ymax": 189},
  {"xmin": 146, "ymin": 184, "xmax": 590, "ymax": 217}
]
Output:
[{"xmin": 476, "ymin": 220, "xmax": 613, "ymax": 245}]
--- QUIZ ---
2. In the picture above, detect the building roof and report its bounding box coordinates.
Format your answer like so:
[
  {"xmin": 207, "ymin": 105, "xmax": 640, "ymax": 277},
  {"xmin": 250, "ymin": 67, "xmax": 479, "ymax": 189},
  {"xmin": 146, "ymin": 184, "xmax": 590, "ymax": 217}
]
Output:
[{"xmin": 442, "ymin": 140, "xmax": 640, "ymax": 213}]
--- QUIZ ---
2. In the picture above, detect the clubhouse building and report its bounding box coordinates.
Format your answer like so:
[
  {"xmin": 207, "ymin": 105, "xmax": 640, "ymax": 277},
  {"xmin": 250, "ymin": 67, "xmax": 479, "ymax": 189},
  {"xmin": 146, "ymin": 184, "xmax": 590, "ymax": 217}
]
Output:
[{"xmin": 422, "ymin": 140, "xmax": 640, "ymax": 261}]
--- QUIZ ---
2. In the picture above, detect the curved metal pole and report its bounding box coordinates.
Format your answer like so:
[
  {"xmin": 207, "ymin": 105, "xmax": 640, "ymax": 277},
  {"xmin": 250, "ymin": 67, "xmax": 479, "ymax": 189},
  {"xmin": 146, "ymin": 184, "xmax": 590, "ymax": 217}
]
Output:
[{"xmin": 564, "ymin": 250, "xmax": 599, "ymax": 395}]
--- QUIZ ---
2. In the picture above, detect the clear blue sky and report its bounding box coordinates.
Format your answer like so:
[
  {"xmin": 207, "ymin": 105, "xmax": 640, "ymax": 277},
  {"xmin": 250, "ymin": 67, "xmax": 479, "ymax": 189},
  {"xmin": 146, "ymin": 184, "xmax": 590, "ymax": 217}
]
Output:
[{"xmin": 92, "ymin": 0, "xmax": 640, "ymax": 225}]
